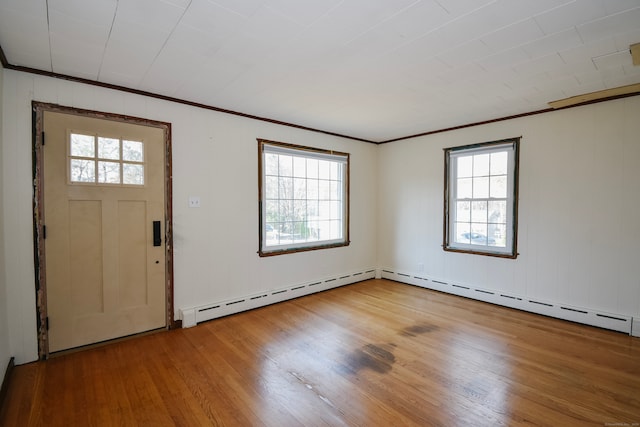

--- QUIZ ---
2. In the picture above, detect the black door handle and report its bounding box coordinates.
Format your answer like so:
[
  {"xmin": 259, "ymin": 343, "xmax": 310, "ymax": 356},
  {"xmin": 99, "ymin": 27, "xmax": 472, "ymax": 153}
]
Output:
[{"xmin": 153, "ymin": 221, "xmax": 162, "ymax": 246}]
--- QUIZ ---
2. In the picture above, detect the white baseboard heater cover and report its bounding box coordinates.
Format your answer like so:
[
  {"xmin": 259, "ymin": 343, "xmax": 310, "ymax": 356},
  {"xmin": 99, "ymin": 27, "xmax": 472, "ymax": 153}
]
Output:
[
  {"xmin": 380, "ymin": 268, "xmax": 634, "ymax": 335},
  {"xmin": 179, "ymin": 268, "xmax": 377, "ymax": 327}
]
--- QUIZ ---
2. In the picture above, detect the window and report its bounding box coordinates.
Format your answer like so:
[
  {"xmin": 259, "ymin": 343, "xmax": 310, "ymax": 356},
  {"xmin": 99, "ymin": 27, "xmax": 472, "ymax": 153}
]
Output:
[
  {"xmin": 69, "ymin": 132, "xmax": 145, "ymax": 186},
  {"xmin": 444, "ymin": 138, "xmax": 520, "ymax": 258},
  {"xmin": 258, "ymin": 139, "xmax": 349, "ymax": 256}
]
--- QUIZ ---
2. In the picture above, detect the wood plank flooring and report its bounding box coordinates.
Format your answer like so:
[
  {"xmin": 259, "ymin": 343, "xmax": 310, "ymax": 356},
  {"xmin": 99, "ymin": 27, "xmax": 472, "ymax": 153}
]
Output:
[{"xmin": 1, "ymin": 279, "xmax": 639, "ymax": 426}]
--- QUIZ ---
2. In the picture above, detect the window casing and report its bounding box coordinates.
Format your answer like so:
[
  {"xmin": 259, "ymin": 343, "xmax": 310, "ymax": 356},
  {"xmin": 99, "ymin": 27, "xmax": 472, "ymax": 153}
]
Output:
[
  {"xmin": 444, "ymin": 138, "xmax": 520, "ymax": 258},
  {"xmin": 258, "ymin": 139, "xmax": 349, "ymax": 256}
]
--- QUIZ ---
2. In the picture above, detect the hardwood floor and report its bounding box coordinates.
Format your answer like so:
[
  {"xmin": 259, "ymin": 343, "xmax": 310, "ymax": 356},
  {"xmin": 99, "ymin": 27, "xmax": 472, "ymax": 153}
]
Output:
[{"xmin": 2, "ymin": 279, "xmax": 639, "ymax": 426}]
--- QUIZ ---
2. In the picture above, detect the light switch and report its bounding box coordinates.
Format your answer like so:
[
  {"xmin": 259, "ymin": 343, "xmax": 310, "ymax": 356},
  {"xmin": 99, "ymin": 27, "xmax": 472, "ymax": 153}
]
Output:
[{"xmin": 188, "ymin": 196, "xmax": 201, "ymax": 208}]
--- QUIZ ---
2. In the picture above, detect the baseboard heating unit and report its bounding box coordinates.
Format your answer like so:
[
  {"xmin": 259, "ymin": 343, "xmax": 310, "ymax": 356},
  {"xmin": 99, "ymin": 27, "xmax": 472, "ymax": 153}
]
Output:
[
  {"xmin": 380, "ymin": 268, "xmax": 635, "ymax": 336},
  {"xmin": 179, "ymin": 268, "xmax": 377, "ymax": 328}
]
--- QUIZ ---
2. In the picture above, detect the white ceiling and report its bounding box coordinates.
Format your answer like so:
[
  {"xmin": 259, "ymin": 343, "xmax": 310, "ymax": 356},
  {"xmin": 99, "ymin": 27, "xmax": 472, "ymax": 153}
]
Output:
[{"xmin": 1, "ymin": 0, "xmax": 639, "ymax": 142}]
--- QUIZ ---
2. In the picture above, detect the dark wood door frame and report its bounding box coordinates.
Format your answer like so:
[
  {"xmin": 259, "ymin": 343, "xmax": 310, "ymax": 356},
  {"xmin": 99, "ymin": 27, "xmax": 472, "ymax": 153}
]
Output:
[{"xmin": 31, "ymin": 101, "xmax": 177, "ymax": 360}]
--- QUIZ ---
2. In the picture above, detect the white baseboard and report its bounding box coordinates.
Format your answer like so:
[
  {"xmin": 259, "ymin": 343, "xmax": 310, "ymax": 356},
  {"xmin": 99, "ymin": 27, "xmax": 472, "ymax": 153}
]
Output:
[
  {"xmin": 179, "ymin": 268, "xmax": 377, "ymax": 327},
  {"xmin": 380, "ymin": 268, "xmax": 633, "ymax": 335},
  {"xmin": 178, "ymin": 267, "xmax": 637, "ymax": 336}
]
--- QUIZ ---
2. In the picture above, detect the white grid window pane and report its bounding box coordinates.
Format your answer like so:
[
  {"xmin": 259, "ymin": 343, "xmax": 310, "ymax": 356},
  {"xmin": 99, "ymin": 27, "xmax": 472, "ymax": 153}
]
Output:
[
  {"xmin": 318, "ymin": 160, "xmax": 330, "ymax": 179},
  {"xmin": 293, "ymin": 157, "xmax": 306, "ymax": 177},
  {"xmin": 330, "ymin": 181, "xmax": 339, "ymax": 200},
  {"xmin": 123, "ymin": 140, "xmax": 144, "ymax": 162},
  {"xmin": 307, "ymin": 180, "xmax": 318, "ymax": 199},
  {"xmin": 123, "ymin": 163, "xmax": 144, "ymax": 185},
  {"xmin": 70, "ymin": 159, "xmax": 95, "ymax": 182},
  {"xmin": 473, "ymin": 153, "xmax": 490, "ymax": 176},
  {"xmin": 98, "ymin": 137, "xmax": 120, "ymax": 160},
  {"xmin": 490, "ymin": 152, "xmax": 508, "ymax": 174},
  {"xmin": 266, "ymin": 177, "xmax": 278, "ymax": 199},
  {"xmin": 446, "ymin": 140, "xmax": 518, "ymax": 257},
  {"xmin": 319, "ymin": 180, "xmax": 330, "ymax": 200},
  {"xmin": 261, "ymin": 141, "xmax": 348, "ymax": 255},
  {"xmin": 70, "ymin": 134, "xmax": 95, "ymax": 157},
  {"xmin": 473, "ymin": 177, "xmax": 489, "ymax": 198},
  {"xmin": 490, "ymin": 176, "xmax": 507, "ymax": 198},
  {"xmin": 488, "ymin": 200, "xmax": 507, "ymax": 224},
  {"xmin": 457, "ymin": 178, "xmax": 472, "ymax": 199},
  {"xmin": 471, "ymin": 201, "xmax": 487, "ymax": 223},
  {"xmin": 279, "ymin": 155, "xmax": 293, "ymax": 177},
  {"xmin": 456, "ymin": 201, "xmax": 470, "ymax": 222},
  {"xmin": 318, "ymin": 201, "xmax": 330, "ymax": 218},
  {"xmin": 265, "ymin": 153, "xmax": 279, "ymax": 175},
  {"xmin": 307, "ymin": 159, "xmax": 319, "ymax": 179},
  {"xmin": 98, "ymin": 161, "xmax": 120, "ymax": 184},
  {"xmin": 457, "ymin": 156, "xmax": 472, "ymax": 178},
  {"xmin": 294, "ymin": 178, "xmax": 306, "ymax": 199}
]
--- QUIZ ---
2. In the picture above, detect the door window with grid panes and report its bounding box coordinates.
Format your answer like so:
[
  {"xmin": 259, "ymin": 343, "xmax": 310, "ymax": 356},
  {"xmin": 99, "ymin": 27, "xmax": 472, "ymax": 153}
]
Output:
[{"xmin": 69, "ymin": 132, "xmax": 145, "ymax": 186}]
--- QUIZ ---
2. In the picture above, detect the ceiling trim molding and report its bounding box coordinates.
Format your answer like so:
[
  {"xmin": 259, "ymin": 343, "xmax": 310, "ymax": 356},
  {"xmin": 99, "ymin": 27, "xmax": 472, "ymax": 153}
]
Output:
[
  {"xmin": 379, "ymin": 90, "xmax": 640, "ymax": 144},
  {"xmin": 1, "ymin": 44, "xmax": 639, "ymax": 144},
  {"xmin": 0, "ymin": 45, "xmax": 375, "ymax": 144},
  {"xmin": 0, "ymin": 44, "xmax": 8, "ymax": 68},
  {"xmin": 379, "ymin": 109, "xmax": 552, "ymax": 144}
]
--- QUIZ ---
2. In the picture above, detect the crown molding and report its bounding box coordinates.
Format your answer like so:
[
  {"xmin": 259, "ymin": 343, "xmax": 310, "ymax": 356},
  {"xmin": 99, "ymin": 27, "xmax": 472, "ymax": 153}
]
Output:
[{"xmin": 2, "ymin": 43, "xmax": 639, "ymax": 144}]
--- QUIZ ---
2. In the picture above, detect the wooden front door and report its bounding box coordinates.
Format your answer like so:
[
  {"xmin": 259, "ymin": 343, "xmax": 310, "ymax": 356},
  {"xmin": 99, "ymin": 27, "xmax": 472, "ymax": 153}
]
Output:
[{"xmin": 42, "ymin": 110, "xmax": 167, "ymax": 353}]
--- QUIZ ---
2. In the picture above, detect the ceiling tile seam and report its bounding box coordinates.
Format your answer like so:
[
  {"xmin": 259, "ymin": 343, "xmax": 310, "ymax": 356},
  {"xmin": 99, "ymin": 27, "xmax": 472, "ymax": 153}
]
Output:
[
  {"xmin": 574, "ymin": 21, "xmax": 586, "ymax": 46},
  {"xmin": 423, "ymin": 34, "xmax": 531, "ymax": 78},
  {"xmin": 136, "ymin": 0, "xmax": 194, "ymax": 88},
  {"xmin": 97, "ymin": 0, "xmax": 120, "ymax": 82},
  {"xmin": 572, "ymin": 75, "xmax": 582, "ymax": 86},
  {"xmin": 460, "ymin": 12, "xmax": 581, "ymax": 69},
  {"xmin": 302, "ymin": 0, "xmax": 347, "ymax": 29},
  {"xmin": 385, "ymin": 6, "xmax": 576, "ymax": 75},
  {"xmin": 45, "ymin": 0, "xmax": 53, "ymax": 71},
  {"xmin": 468, "ymin": 8, "xmax": 637, "ymax": 79},
  {"xmin": 473, "ymin": 39, "xmax": 494, "ymax": 73},
  {"xmin": 260, "ymin": 5, "xmax": 323, "ymax": 47},
  {"xmin": 531, "ymin": 0, "xmax": 578, "ymax": 36},
  {"xmin": 390, "ymin": 0, "xmax": 499, "ymax": 54},
  {"xmin": 575, "ymin": 6, "xmax": 640, "ymax": 42},
  {"xmin": 263, "ymin": 4, "xmax": 311, "ymax": 29},
  {"xmin": 591, "ymin": 50, "xmax": 629, "ymax": 69},
  {"xmin": 280, "ymin": 0, "xmax": 352, "ymax": 56},
  {"xmin": 208, "ymin": 0, "xmax": 256, "ymax": 19},
  {"xmin": 343, "ymin": 0, "xmax": 422, "ymax": 46}
]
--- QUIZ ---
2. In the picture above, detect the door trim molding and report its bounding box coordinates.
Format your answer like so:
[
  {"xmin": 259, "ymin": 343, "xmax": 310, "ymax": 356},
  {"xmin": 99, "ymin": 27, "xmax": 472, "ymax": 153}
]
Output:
[{"xmin": 31, "ymin": 101, "xmax": 175, "ymax": 359}]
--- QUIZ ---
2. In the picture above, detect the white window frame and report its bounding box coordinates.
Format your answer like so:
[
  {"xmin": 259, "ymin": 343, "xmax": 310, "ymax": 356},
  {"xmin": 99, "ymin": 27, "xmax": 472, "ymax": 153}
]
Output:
[
  {"xmin": 258, "ymin": 139, "xmax": 350, "ymax": 256},
  {"xmin": 444, "ymin": 138, "xmax": 520, "ymax": 258}
]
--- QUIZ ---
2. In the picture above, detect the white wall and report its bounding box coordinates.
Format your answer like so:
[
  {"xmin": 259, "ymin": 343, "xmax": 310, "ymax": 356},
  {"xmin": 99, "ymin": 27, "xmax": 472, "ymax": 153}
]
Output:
[
  {"xmin": 0, "ymin": 63, "xmax": 12, "ymax": 378},
  {"xmin": 1, "ymin": 69, "xmax": 378, "ymax": 364},
  {"xmin": 4, "ymin": 66, "xmax": 639, "ymax": 364},
  {"xmin": 378, "ymin": 96, "xmax": 640, "ymax": 321}
]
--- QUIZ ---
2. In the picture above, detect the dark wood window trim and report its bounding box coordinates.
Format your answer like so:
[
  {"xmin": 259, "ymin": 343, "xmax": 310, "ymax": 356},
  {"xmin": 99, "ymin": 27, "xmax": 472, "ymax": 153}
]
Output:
[
  {"xmin": 258, "ymin": 139, "xmax": 350, "ymax": 257},
  {"xmin": 443, "ymin": 137, "xmax": 520, "ymax": 259}
]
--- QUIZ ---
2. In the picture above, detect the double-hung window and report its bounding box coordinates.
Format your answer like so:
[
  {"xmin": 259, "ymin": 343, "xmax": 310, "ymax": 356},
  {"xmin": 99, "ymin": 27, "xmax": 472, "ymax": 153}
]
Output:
[
  {"xmin": 444, "ymin": 138, "xmax": 520, "ymax": 258},
  {"xmin": 258, "ymin": 139, "xmax": 349, "ymax": 256}
]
